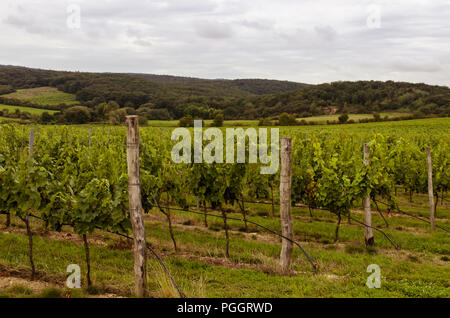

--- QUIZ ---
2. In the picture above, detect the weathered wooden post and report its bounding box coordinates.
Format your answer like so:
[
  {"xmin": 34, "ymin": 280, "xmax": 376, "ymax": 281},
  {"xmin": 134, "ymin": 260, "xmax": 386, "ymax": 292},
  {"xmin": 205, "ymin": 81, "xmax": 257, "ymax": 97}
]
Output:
[
  {"xmin": 279, "ymin": 137, "xmax": 293, "ymax": 273},
  {"xmin": 363, "ymin": 143, "xmax": 374, "ymax": 246},
  {"xmin": 84, "ymin": 129, "xmax": 92, "ymax": 286},
  {"xmin": 125, "ymin": 116, "xmax": 147, "ymax": 297},
  {"xmin": 426, "ymin": 147, "xmax": 435, "ymax": 231},
  {"xmin": 26, "ymin": 130, "xmax": 35, "ymax": 280}
]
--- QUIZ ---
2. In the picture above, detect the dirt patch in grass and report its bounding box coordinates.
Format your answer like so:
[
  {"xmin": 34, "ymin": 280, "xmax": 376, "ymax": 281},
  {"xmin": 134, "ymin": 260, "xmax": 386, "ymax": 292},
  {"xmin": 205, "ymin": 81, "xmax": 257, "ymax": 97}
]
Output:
[
  {"xmin": 1, "ymin": 224, "xmax": 108, "ymax": 247},
  {"xmin": 146, "ymin": 213, "xmax": 280, "ymax": 245},
  {"xmin": 0, "ymin": 263, "xmax": 64, "ymax": 286},
  {"xmin": 174, "ymin": 252, "xmax": 284, "ymax": 276},
  {"xmin": 0, "ymin": 276, "xmax": 54, "ymax": 293},
  {"xmin": 0, "ymin": 263, "xmax": 124, "ymax": 298}
]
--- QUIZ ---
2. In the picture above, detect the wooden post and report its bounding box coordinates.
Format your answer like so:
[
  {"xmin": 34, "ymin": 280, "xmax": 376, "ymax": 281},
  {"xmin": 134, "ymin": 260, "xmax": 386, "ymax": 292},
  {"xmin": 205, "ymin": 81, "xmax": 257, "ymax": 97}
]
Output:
[
  {"xmin": 279, "ymin": 137, "xmax": 293, "ymax": 273},
  {"xmin": 125, "ymin": 116, "xmax": 147, "ymax": 297},
  {"xmin": 29, "ymin": 130, "xmax": 34, "ymax": 157},
  {"xmin": 363, "ymin": 143, "xmax": 374, "ymax": 246},
  {"xmin": 27, "ymin": 130, "xmax": 35, "ymax": 280},
  {"xmin": 426, "ymin": 147, "xmax": 435, "ymax": 231}
]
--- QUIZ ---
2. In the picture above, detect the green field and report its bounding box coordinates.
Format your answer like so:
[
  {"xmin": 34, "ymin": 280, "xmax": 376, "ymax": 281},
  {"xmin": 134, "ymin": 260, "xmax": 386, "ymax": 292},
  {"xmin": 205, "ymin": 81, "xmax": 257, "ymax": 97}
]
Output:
[
  {"xmin": 1, "ymin": 87, "xmax": 78, "ymax": 106},
  {"xmin": 0, "ymin": 104, "xmax": 58, "ymax": 115},
  {"xmin": 297, "ymin": 112, "xmax": 410, "ymax": 123},
  {"xmin": 148, "ymin": 113, "xmax": 412, "ymax": 127},
  {"xmin": 0, "ymin": 116, "xmax": 21, "ymax": 122},
  {"xmin": 280, "ymin": 117, "xmax": 450, "ymax": 134}
]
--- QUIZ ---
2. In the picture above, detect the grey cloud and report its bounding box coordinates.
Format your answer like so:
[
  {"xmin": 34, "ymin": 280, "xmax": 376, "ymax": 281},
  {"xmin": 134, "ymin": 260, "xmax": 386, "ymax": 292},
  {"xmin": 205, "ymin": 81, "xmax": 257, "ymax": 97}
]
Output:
[
  {"xmin": 314, "ymin": 25, "xmax": 338, "ymax": 41},
  {"xmin": 240, "ymin": 19, "xmax": 272, "ymax": 31},
  {"xmin": 82, "ymin": 0, "xmax": 218, "ymax": 20},
  {"xmin": 195, "ymin": 21, "xmax": 234, "ymax": 39},
  {"xmin": 133, "ymin": 39, "xmax": 152, "ymax": 47},
  {"xmin": 3, "ymin": 14, "xmax": 60, "ymax": 35},
  {"xmin": 0, "ymin": 0, "xmax": 448, "ymax": 86},
  {"xmin": 390, "ymin": 59, "xmax": 442, "ymax": 73}
]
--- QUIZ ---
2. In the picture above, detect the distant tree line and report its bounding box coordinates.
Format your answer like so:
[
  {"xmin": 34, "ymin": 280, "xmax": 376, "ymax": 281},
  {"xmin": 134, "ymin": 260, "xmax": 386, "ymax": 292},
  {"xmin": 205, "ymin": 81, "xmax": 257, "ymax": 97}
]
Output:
[{"xmin": 0, "ymin": 66, "xmax": 449, "ymax": 125}]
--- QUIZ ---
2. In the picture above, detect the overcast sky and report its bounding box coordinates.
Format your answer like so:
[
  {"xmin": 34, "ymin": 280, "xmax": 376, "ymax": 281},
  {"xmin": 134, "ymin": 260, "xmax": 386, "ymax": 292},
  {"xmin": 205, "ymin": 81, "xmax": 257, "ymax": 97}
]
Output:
[{"xmin": 0, "ymin": 0, "xmax": 449, "ymax": 86}]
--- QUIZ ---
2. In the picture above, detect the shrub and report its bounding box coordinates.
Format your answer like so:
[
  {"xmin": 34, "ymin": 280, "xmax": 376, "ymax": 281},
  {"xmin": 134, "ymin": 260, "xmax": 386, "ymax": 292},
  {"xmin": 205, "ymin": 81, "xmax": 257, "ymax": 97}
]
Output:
[
  {"xmin": 258, "ymin": 118, "xmax": 273, "ymax": 126},
  {"xmin": 63, "ymin": 106, "xmax": 92, "ymax": 124},
  {"xmin": 212, "ymin": 113, "xmax": 224, "ymax": 127},
  {"xmin": 40, "ymin": 111, "xmax": 54, "ymax": 123},
  {"xmin": 278, "ymin": 112, "xmax": 297, "ymax": 126},
  {"xmin": 178, "ymin": 115, "xmax": 194, "ymax": 127},
  {"xmin": 108, "ymin": 108, "xmax": 128, "ymax": 125},
  {"xmin": 20, "ymin": 112, "xmax": 32, "ymax": 120},
  {"xmin": 138, "ymin": 116, "xmax": 148, "ymax": 126},
  {"xmin": 338, "ymin": 113, "xmax": 349, "ymax": 124},
  {"xmin": 373, "ymin": 112, "xmax": 381, "ymax": 121}
]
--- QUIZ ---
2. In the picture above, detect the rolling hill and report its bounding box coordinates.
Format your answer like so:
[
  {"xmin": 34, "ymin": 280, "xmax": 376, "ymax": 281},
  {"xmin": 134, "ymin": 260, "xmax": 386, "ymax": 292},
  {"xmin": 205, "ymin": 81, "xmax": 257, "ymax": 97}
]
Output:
[{"xmin": 0, "ymin": 65, "xmax": 449, "ymax": 120}]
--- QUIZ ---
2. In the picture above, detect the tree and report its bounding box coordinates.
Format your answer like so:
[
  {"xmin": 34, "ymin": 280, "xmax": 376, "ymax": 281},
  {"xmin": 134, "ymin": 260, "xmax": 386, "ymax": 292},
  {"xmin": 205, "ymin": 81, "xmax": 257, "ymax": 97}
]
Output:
[
  {"xmin": 94, "ymin": 102, "xmax": 109, "ymax": 120},
  {"xmin": 106, "ymin": 101, "xmax": 120, "ymax": 112},
  {"xmin": 64, "ymin": 106, "xmax": 92, "ymax": 124},
  {"xmin": 373, "ymin": 112, "xmax": 381, "ymax": 122},
  {"xmin": 338, "ymin": 113, "xmax": 349, "ymax": 124},
  {"xmin": 40, "ymin": 112, "xmax": 54, "ymax": 124},
  {"xmin": 178, "ymin": 115, "xmax": 194, "ymax": 127},
  {"xmin": 109, "ymin": 108, "xmax": 128, "ymax": 125},
  {"xmin": 279, "ymin": 113, "xmax": 297, "ymax": 126},
  {"xmin": 212, "ymin": 113, "xmax": 224, "ymax": 127}
]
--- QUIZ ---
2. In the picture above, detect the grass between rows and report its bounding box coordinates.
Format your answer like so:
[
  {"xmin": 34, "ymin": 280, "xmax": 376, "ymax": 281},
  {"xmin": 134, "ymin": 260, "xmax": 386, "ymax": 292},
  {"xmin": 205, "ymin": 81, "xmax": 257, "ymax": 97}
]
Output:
[{"xmin": 0, "ymin": 191, "xmax": 448, "ymax": 298}]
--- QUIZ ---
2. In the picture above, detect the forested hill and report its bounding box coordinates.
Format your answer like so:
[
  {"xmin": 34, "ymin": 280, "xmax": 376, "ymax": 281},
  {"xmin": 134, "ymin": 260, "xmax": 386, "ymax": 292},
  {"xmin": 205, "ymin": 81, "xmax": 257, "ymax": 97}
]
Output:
[
  {"xmin": 0, "ymin": 65, "xmax": 449, "ymax": 120},
  {"xmin": 0, "ymin": 65, "xmax": 307, "ymax": 99},
  {"xmin": 237, "ymin": 81, "xmax": 450, "ymax": 119},
  {"xmin": 129, "ymin": 73, "xmax": 309, "ymax": 95}
]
